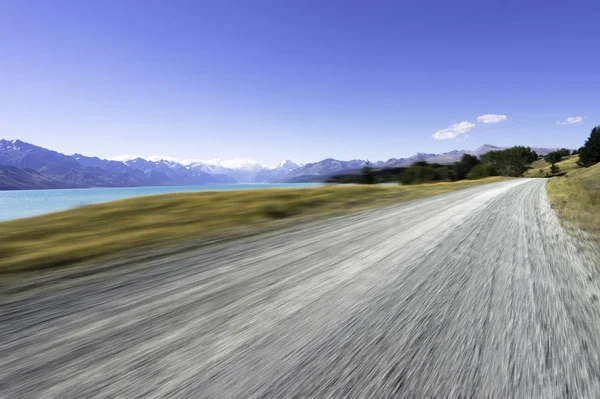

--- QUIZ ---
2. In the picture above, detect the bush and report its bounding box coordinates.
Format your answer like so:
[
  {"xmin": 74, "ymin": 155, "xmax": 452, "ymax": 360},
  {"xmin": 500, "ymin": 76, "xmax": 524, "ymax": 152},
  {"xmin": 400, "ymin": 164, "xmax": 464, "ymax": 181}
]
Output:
[
  {"xmin": 544, "ymin": 151, "xmax": 562, "ymax": 164},
  {"xmin": 453, "ymin": 154, "xmax": 480, "ymax": 180},
  {"xmin": 480, "ymin": 146, "xmax": 536, "ymax": 176},
  {"xmin": 558, "ymin": 148, "xmax": 571, "ymax": 157},
  {"xmin": 400, "ymin": 164, "xmax": 441, "ymax": 184},
  {"xmin": 580, "ymin": 125, "xmax": 600, "ymax": 167},
  {"xmin": 529, "ymin": 150, "xmax": 539, "ymax": 163},
  {"xmin": 434, "ymin": 166, "xmax": 452, "ymax": 181},
  {"xmin": 550, "ymin": 164, "xmax": 560, "ymax": 174},
  {"xmin": 466, "ymin": 164, "xmax": 496, "ymax": 180}
]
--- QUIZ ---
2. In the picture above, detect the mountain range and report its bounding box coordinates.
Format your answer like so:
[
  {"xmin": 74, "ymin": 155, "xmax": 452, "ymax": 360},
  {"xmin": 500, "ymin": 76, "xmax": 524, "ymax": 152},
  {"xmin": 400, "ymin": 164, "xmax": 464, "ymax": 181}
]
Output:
[{"xmin": 0, "ymin": 139, "xmax": 561, "ymax": 190}]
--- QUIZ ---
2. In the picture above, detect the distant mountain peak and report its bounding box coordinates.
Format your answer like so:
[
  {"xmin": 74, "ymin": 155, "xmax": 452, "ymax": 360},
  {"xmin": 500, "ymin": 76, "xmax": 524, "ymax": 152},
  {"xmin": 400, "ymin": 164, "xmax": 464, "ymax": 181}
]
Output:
[
  {"xmin": 475, "ymin": 144, "xmax": 501, "ymax": 151},
  {"xmin": 407, "ymin": 152, "xmax": 437, "ymax": 160},
  {"xmin": 277, "ymin": 158, "xmax": 293, "ymax": 166},
  {"xmin": 0, "ymin": 139, "xmax": 25, "ymax": 149},
  {"xmin": 0, "ymin": 138, "xmax": 566, "ymax": 187},
  {"xmin": 270, "ymin": 159, "xmax": 302, "ymax": 171}
]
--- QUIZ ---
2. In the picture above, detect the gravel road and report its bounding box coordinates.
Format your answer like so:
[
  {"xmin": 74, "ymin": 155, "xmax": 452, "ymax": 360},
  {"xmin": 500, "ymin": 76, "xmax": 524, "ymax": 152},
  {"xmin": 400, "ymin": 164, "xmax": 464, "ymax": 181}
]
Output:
[{"xmin": 2, "ymin": 178, "xmax": 600, "ymax": 398}]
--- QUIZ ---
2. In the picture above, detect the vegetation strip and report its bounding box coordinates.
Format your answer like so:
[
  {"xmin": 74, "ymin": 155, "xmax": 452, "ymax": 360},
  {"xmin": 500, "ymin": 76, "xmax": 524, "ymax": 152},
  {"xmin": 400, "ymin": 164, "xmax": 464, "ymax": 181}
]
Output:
[
  {"xmin": 0, "ymin": 177, "xmax": 509, "ymax": 273},
  {"xmin": 546, "ymin": 162, "xmax": 600, "ymax": 238},
  {"xmin": 545, "ymin": 125, "xmax": 600, "ymax": 244}
]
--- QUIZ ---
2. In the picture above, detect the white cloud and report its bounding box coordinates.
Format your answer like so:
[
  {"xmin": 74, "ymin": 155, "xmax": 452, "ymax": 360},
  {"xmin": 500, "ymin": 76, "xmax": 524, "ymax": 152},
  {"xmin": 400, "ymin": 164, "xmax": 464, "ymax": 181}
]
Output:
[
  {"xmin": 477, "ymin": 114, "xmax": 508, "ymax": 124},
  {"xmin": 432, "ymin": 121, "xmax": 475, "ymax": 140},
  {"xmin": 557, "ymin": 116, "xmax": 587, "ymax": 125}
]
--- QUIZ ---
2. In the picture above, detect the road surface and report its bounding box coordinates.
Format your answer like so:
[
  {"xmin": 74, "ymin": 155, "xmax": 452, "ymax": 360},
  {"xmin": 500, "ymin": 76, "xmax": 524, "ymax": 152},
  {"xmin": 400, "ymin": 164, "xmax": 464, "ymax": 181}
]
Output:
[{"xmin": 2, "ymin": 178, "xmax": 600, "ymax": 398}]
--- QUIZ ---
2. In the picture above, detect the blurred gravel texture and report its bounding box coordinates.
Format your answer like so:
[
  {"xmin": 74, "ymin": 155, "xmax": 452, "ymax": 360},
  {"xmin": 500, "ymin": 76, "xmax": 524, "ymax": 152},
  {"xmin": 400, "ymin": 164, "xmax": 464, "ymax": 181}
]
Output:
[{"xmin": 2, "ymin": 179, "xmax": 599, "ymax": 398}]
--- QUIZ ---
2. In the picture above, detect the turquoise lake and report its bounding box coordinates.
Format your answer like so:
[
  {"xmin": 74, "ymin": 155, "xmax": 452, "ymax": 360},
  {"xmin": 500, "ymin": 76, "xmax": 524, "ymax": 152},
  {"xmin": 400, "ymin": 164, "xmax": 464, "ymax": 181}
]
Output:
[{"xmin": 0, "ymin": 183, "xmax": 322, "ymax": 222}]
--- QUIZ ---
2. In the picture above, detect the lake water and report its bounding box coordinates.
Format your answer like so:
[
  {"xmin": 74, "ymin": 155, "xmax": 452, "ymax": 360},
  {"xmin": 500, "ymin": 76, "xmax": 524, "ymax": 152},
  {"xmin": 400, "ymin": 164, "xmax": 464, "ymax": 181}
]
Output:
[{"xmin": 0, "ymin": 183, "xmax": 322, "ymax": 222}]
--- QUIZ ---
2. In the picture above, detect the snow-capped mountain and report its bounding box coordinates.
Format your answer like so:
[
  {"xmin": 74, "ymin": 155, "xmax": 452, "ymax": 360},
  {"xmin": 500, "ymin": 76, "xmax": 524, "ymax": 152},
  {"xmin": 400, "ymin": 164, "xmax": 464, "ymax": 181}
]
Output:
[
  {"xmin": 283, "ymin": 159, "xmax": 368, "ymax": 182},
  {"xmin": 0, "ymin": 139, "xmax": 565, "ymax": 189},
  {"xmin": 270, "ymin": 159, "xmax": 303, "ymax": 172},
  {"xmin": 200, "ymin": 158, "xmax": 263, "ymax": 171},
  {"xmin": 120, "ymin": 157, "xmax": 235, "ymax": 185},
  {"xmin": 119, "ymin": 156, "xmax": 305, "ymax": 183}
]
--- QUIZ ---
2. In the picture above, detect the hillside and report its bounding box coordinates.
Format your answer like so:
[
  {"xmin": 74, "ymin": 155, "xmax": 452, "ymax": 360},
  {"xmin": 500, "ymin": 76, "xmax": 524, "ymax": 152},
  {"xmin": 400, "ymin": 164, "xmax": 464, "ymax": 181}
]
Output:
[
  {"xmin": 524, "ymin": 155, "xmax": 580, "ymax": 177},
  {"xmin": 546, "ymin": 161, "xmax": 600, "ymax": 236},
  {"xmin": 0, "ymin": 165, "xmax": 69, "ymax": 190}
]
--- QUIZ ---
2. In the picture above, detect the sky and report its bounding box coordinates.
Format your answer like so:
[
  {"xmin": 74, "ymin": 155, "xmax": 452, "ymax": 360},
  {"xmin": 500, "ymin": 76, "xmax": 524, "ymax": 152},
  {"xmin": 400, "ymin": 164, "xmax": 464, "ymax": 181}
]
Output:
[{"xmin": 1, "ymin": 0, "xmax": 599, "ymax": 165}]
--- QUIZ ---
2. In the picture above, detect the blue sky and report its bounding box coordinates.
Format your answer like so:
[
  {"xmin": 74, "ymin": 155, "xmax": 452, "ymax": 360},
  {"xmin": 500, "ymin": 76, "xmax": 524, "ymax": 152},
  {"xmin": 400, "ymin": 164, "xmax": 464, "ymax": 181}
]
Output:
[{"xmin": 1, "ymin": 0, "xmax": 598, "ymax": 165}]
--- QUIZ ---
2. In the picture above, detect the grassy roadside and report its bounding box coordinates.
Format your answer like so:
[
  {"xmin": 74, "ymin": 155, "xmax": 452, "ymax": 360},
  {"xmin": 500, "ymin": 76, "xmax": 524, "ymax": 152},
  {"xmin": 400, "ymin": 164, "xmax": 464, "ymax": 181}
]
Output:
[
  {"xmin": 546, "ymin": 162, "xmax": 600, "ymax": 238},
  {"xmin": 523, "ymin": 155, "xmax": 580, "ymax": 177},
  {"xmin": 0, "ymin": 177, "xmax": 510, "ymax": 273}
]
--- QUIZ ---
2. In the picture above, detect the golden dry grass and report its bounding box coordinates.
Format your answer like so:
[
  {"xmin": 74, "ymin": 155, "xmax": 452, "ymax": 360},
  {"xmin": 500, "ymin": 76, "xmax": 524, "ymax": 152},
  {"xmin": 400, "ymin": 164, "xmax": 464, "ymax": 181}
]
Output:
[
  {"xmin": 524, "ymin": 155, "xmax": 580, "ymax": 177},
  {"xmin": 546, "ymin": 162, "xmax": 600, "ymax": 236},
  {"xmin": 0, "ymin": 177, "xmax": 509, "ymax": 273}
]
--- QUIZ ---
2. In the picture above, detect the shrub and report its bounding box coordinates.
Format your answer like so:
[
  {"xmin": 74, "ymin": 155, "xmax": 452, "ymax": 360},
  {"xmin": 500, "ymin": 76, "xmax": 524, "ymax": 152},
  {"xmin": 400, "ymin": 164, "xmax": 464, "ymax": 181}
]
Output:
[
  {"xmin": 528, "ymin": 150, "xmax": 539, "ymax": 163},
  {"xmin": 466, "ymin": 164, "xmax": 496, "ymax": 180},
  {"xmin": 434, "ymin": 166, "xmax": 452, "ymax": 181},
  {"xmin": 550, "ymin": 164, "xmax": 560, "ymax": 174},
  {"xmin": 480, "ymin": 146, "xmax": 536, "ymax": 176},
  {"xmin": 544, "ymin": 151, "xmax": 562, "ymax": 164},
  {"xmin": 453, "ymin": 154, "xmax": 480, "ymax": 180},
  {"xmin": 558, "ymin": 148, "xmax": 571, "ymax": 157},
  {"xmin": 400, "ymin": 164, "xmax": 441, "ymax": 184}
]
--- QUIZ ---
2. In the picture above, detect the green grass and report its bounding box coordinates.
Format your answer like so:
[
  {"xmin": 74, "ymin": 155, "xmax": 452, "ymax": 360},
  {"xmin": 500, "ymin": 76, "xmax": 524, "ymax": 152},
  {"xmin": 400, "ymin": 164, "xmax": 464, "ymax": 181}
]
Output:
[
  {"xmin": 524, "ymin": 155, "xmax": 580, "ymax": 177},
  {"xmin": 0, "ymin": 177, "xmax": 509, "ymax": 273},
  {"xmin": 546, "ymin": 161, "xmax": 600, "ymax": 236}
]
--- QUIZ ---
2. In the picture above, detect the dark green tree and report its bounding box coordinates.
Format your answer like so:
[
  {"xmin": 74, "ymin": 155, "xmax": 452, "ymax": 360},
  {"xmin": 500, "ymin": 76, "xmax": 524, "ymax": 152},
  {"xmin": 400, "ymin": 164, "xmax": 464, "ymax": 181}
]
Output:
[
  {"xmin": 544, "ymin": 151, "xmax": 562, "ymax": 164},
  {"xmin": 579, "ymin": 125, "xmax": 600, "ymax": 167},
  {"xmin": 529, "ymin": 151, "xmax": 539, "ymax": 163},
  {"xmin": 466, "ymin": 164, "xmax": 496, "ymax": 180},
  {"xmin": 452, "ymin": 154, "xmax": 480, "ymax": 180},
  {"xmin": 434, "ymin": 166, "xmax": 451, "ymax": 181},
  {"xmin": 550, "ymin": 164, "xmax": 560, "ymax": 174},
  {"xmin": 480, "ymin": 146, "xmax": 536, "ymax": 176},
  {"xmin": 400, "ymin": 165, "xmax": 441, "ymax": 185},
  {"xmin": 361, "ymin": 161, "xmax": 376, "ymax": 184},
  {"xmin": 558, "ymin": 148, "xmax": 571, "ymax": 157}
]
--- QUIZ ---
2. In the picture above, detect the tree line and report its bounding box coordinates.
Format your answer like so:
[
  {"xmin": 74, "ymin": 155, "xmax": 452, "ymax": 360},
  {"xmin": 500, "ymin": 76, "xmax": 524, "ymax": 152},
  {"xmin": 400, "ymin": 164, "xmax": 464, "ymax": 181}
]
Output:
[
  {"xmin": 336, "ymin": 124, "xmax": 600, "ymax": 185},
  {"xmin": 399, "ymin": 146, "xmax": 538, "ymax": 184},
  {"xmin": 536, "ymin": 125, "xmax": 600, "ymax": 175}
]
